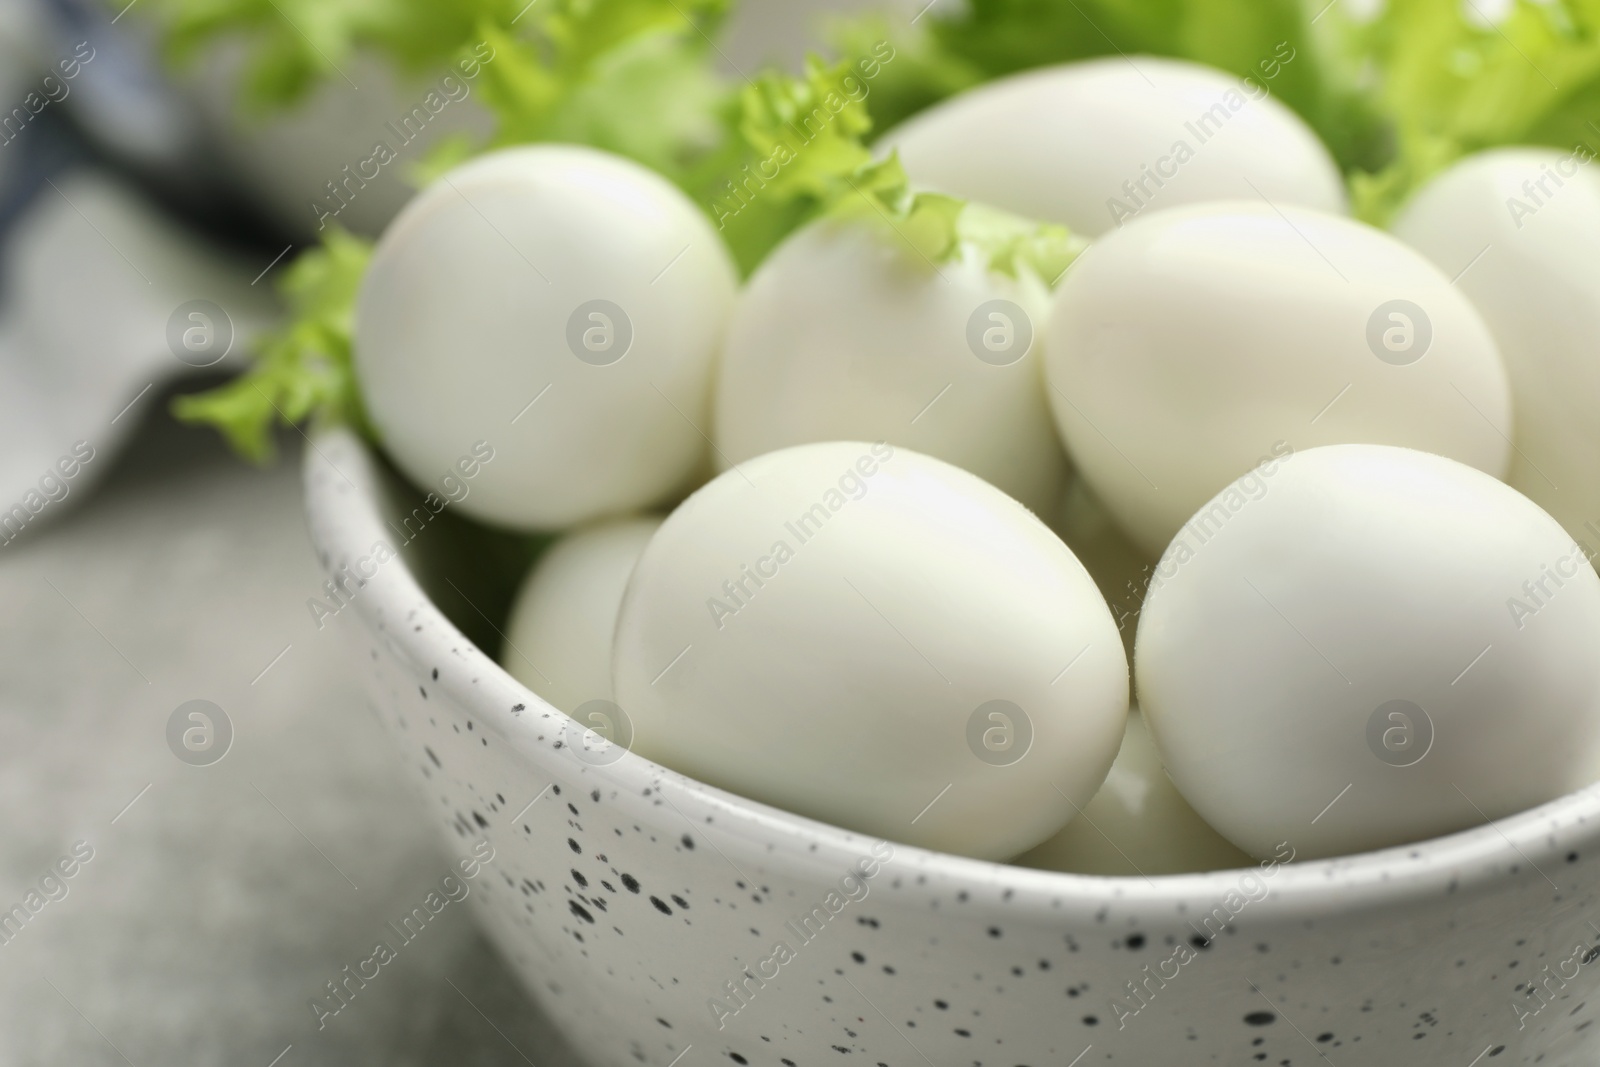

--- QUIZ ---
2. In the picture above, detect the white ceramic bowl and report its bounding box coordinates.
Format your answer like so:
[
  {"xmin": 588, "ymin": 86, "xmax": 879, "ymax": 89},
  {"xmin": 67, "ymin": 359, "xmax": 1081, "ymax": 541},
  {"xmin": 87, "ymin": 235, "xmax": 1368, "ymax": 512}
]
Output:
[{"xmin": 306, "ymin": 427, "xmax": 1600, "ymax": 1067}]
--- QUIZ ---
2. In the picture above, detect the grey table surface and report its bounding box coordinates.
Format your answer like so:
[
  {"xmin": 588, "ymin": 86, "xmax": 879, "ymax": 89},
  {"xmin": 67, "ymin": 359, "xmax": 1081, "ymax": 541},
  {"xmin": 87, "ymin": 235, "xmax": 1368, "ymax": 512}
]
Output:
[{"xmin": 0, "ymin": 404, "xmax": 584, "ymax": 1066}]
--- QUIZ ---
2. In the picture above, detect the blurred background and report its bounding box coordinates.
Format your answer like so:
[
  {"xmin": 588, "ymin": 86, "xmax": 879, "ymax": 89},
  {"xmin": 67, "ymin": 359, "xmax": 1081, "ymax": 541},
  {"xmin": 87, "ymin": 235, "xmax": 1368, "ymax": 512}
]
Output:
[{"xmin": 0, "ymin": 0, "xmax": 909, "ymax": 1062}]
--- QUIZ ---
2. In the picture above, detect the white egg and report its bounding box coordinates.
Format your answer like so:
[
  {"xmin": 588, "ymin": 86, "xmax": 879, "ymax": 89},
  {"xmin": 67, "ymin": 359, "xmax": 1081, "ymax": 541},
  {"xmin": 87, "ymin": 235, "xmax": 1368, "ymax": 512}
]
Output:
[
  {"xmin": 876, "ymin": 55, "xmax": 1345, "ymax": 239},
  {"xmin": 1012, "ymin": 709, "xmax": 1251, "ymax": 875},
  {"xmin": 355, "ymin": 145, "xmax": 737, "ymax": 531},
  {"xmin": 501, "ymin": 516, "xmax": 663, "ymax": 714},
  {"xmin": 1045, "ymin": 201, "xmax": 1513, "ymax": 556},
  {"xmin": 1392, "ymin": 147, "xmax": 1600, "ymax": 551},
  {"xmin": 612, "ymin": 441, "xmax": 1128, "ymax": 860},
  {"xmin": 1137, "ymin": 444, "xmax": 1600, "ymax": 860},
  {"xmin": 714, "ymin": 219, "xmax": 1066, "ymax": 515}
]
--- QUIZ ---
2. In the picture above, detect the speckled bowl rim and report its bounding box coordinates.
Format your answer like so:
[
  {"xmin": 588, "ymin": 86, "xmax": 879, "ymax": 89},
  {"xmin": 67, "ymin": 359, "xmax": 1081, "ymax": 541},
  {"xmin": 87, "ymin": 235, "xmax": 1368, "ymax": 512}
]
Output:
[{"xmin": 306, "ymin": 427, "xmax": 1600, "ymax": 924}]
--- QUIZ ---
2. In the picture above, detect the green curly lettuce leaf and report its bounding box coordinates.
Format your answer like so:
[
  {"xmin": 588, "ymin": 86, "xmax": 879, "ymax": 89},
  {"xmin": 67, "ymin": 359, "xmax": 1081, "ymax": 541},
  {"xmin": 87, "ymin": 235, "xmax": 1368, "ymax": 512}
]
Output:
[
  {"xmin": 698, "ymin": 53, "xmax": 892, "ymax": 271},
  {"xmin": 1342, "ymin": 0, "xmax": 1600, "ymax": 223},
  {"xmin": 438, "ymin": 2, "xmax": 732, "ymax": 185},
  {"xmin": 824, "ymin": 154, "xmax": 1085, "ymax": 281},
  {"xmin": 172, "ymin": 228, "xmax": 373, "ymax": 462},
  {"xmin": 954, "ymin": 201, "xmax": 1088, "ymax": 282}
]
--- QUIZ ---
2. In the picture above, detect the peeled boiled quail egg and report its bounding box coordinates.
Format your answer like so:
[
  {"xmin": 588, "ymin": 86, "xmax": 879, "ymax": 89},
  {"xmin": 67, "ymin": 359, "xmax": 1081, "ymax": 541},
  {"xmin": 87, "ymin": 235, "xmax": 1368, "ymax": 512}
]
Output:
[
  {"xmin": 1393, "ymin": 147, "xmax": 1600, "ymax": 550},
  {"xmin": 501, "ymin": 516, "xmax": 663, "ymax": 713},
  {"xmin": 1013, "ymin": 708, "xmax": 1251, "ymax": 875},
  {"xmin": 356, "ymin": 145, "xmax": 736, "ymax": 531},
  {"xmin": 877, "ymin": 55, "xmax": 1345, "ymax": 238},
  {"xmin": 1045, "ymin": 201, "xmax": 1513, "ymax": 556},
  {"xmin": 612, "ymin": 441, "xmax": 1129, "ymax": 860},
  {"xmin": 713, "ymin": 218, "xmax": 1066, "ymax": 516},
  {"xmin": 1137, "ymin": 443, "xmax": 1600, "ymax": 860}
]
